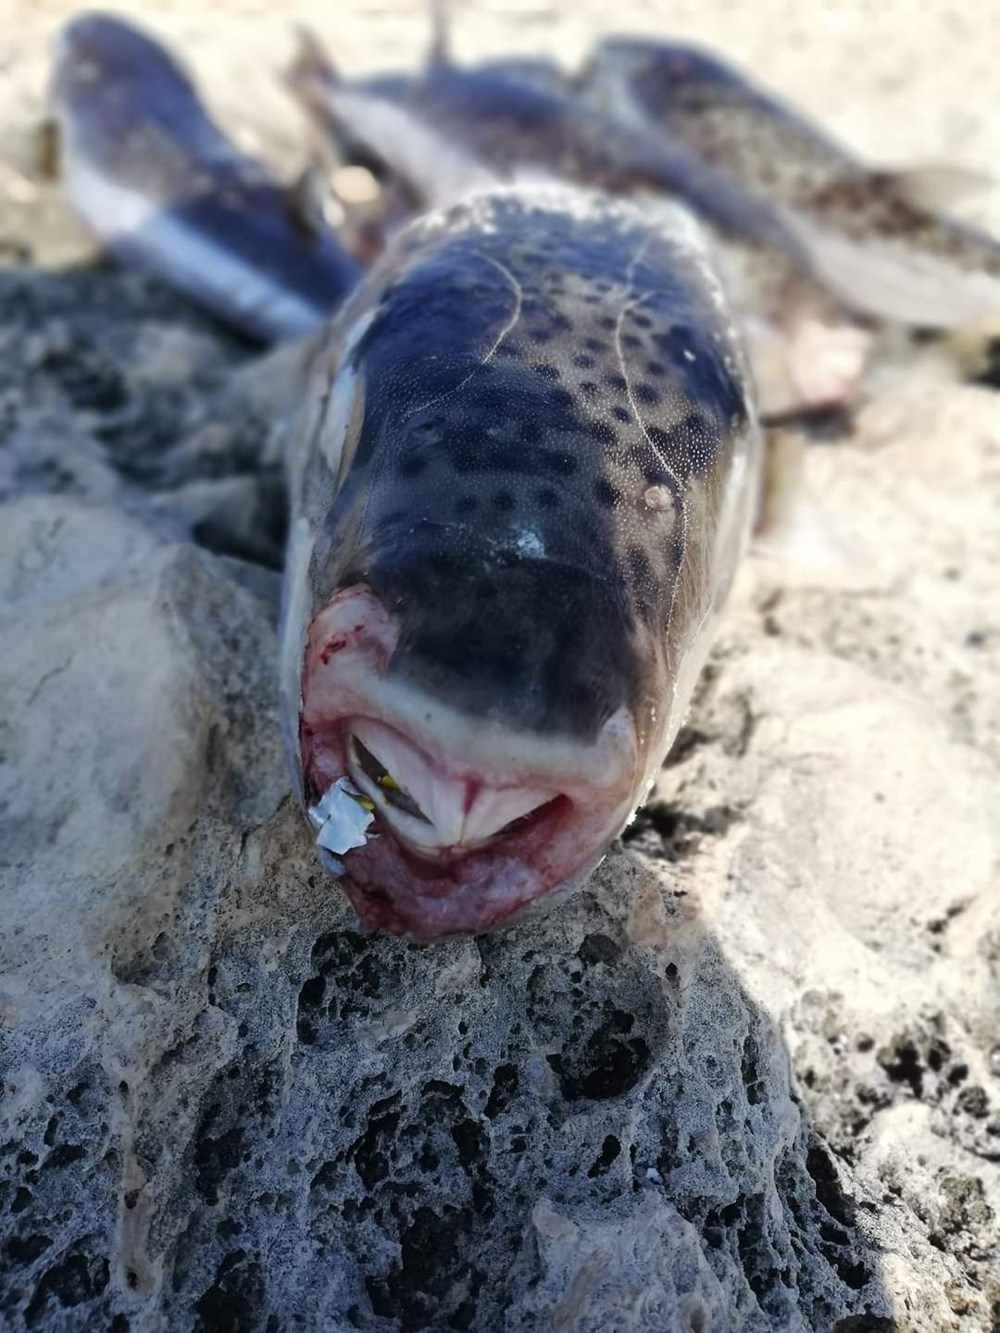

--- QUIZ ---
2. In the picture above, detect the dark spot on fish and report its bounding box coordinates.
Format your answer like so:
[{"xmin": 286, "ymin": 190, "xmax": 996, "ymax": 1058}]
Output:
[
  {"xmin": 594, "ymin": 477, "xmax": 621, "ymax": 507},
  {"xmin": 536, "ymin": 487, "xmax": 560, "ymax": 510},
  {"xmin": 646, "ymin": 425, "xmax": 671, "ymax": 450},
  {"xmin": 430, "ymin": 550, "xmax": 457, "ymax": 575},
  {"xmin": 529, "ymin": 328, "xmax": 553, "ymax": 344},
  {"xmin": 622, "ymin": 334, "xmax": 641, "ymax": 349},
  {"xmin": 647, "ymin": 361, "xmax": 666, "ymax": 376},
  {"xmin": 632, "ymin": 313, "xmax": 654, "ymax": 330},
  {"xmin": 492, "ymin": 444, "xmax": 536, "ymax": 474},
  {"xmin": 573, "ymin": 354, "xmax": 595, "ymax": 369},
  {"xmin": 605, "ymin": 374, "xmax": 628, "ymax": 393},
  {"xmin": 493, "ymin": 490, "xmax": 515, "ymax": 512},
  {"xmin": 580, "ymin": 381, "xmax": 599, "ymax": 396},
  {"xmin": 585, "ymin": 338, "xmax": 606, "ymax": 353},
  {"xmin": 590, "ymin": 420, "xmax": 618, "ymax": 446},
  {"xmin": 598, "ymin": 317, "xmax": 616, "ymax": 331},
  {"xmin": 636, "ymin": 383, "xmax": 660, "ymax": 405},
  {"xmin": 551, "ymin": 313, "xmax": 572, "ymax": 332},
  {"xmin": 534, "ymin": 363, "xmax": 560, "ymax": 380},
  {"xmin": 611, "ymin": 406, "xmax": 632, "ymax": 424},
  {"xmin": 627, "ymin": 545, "xmax": 653, "ymax": 588},
  {"xmin": 549, "ymin": 388, "xmax": 574, "ymax": 409},
  {"xmin": 642, "ymin": 459, "xmax": 674, "ymax": 488},
  {"xmin": 680, "ymin": 411, "xmax": 718, "ymax": 444},
  {"xmin": 540, "ymin": 450, "xmax": 577, "ymax": 475}
]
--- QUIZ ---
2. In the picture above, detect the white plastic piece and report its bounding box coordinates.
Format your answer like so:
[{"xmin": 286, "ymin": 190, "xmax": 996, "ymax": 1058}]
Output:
[{"xmin": 308, "ymin": 777, "xmax": 375, "ymax": 861}]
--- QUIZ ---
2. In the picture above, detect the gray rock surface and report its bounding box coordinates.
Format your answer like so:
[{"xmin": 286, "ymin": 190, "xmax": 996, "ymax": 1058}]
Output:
[{"xmin": 0, "ymin": 247, "xmax": 998, "ymax": 1333}]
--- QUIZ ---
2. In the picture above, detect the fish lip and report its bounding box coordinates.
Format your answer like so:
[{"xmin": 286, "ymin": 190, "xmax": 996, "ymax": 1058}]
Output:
[
  {"xmin": 301, "ymin": 708, "xmax": 635, "ymax": 938},
  {"xmin": 336, "ymin": 794, "xmax": 625, "ymax": 941},
  {"xmin": 297, "ymin": 584, "xmax": 640, "ymax": 936}
]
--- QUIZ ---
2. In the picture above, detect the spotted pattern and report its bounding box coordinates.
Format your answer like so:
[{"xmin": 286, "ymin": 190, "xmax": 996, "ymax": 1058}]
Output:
[
  {"xmin": 584, "ymin": 39, "xmax": 1000, "ymax": 279},
  {"xmin": 308, "ymin": 189, "xmax": 754, "ymax": 740},
  {"xmin": 583, "ymin": 39, "xmax": 856, "ymax": 211}
]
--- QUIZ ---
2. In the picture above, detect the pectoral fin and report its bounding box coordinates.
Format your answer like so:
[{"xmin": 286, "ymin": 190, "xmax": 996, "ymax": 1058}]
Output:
[{"xmin": 890, "ymin": 163, "xmax": 997, "ymax": 213}]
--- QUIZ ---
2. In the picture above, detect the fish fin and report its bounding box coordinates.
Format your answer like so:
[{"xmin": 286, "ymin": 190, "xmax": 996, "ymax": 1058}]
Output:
[
  {"xmin": 427, "ymin": 0, "xmax": 451, "ymax": 68},
  {"xmin": 288, "ymin": 23, "xmax": 342, "ymax": 93},
  {"xmin": 784, "ymin": 210, "xmax": 1000, "ymax": 328},
  {"xmin": 286, "ymin": 55, "xmax": 498, "ymax": 209},
  {"xmin": 889, "ymin": 163, "xmax": 997, "ymax": 214}
]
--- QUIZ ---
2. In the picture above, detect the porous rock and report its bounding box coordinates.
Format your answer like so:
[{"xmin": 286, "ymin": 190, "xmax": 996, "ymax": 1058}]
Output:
[{"xmin": 2, "ymin": 360, "xmax": 998, "ymax": 1332}]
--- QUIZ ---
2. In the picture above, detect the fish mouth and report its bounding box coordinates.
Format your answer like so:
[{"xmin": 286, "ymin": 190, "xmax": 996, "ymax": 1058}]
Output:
[
  {"xmin": 298, "ymin": 585, "xmax": 639, "ymax": 939},
  {"xmin": 345, "ymin": 720, "xmax": 566, "ymax": 859}
]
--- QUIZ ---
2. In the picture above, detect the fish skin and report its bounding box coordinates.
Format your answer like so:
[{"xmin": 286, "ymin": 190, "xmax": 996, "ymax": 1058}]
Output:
[
  {"xmin": 286, "ymin": 30, "xmax": 804, "ymax": 257},
  {"xmin": 282, "ymin": 185, "xmax": 760, "ymax": 934},
  {"xmin": 289, "ymin": 185, "xmax": 755, "ymax": 748},
  {"xmin": 52, "ymin": 12, "xmax": 361, "ymax": 342},
  {"xmin": 580, "ymin": 40, "xmax": 856, "ymax": 211},
  {"xmin": 580, "ymin": 38, "xmax": 1000, "ymax": 328},
  {"xmin": 287, "ymin": 30, "xmax": 870, "ymax": 418}
]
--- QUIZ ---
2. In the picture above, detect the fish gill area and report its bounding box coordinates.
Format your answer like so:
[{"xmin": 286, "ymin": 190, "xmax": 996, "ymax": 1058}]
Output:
[{"xmin": 1, "ymin": 4, "xmax": 999, "ymax": 1331}]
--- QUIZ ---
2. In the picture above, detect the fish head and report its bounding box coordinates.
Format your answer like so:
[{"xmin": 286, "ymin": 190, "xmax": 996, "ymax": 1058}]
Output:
[{"xmin": 282, "ymin": 188, "xmax": 758, "ymax": 939}]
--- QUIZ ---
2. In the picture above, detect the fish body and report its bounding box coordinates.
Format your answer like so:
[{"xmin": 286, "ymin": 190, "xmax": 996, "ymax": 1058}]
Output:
[
  {"xmin": 289, "ymin": 32, "xmax": 870, "ymax": 418},
  {"xmin": 53, "ymin": 13, "xmax": 360, "ymax": 341},
  {"xmin": 581, "ymin": 39, "xmax": 1000, "ymax": 329},
  {"xmin": 287, "ymin": 33, "xmax": 802, "ymax": 256},
  {"xmin": 281, "ymin": 186, "xmax": 760, "ymax": 936},
  {"xmin": 53, "ymin": 16, "xmax": 762, "ymax": 938}
]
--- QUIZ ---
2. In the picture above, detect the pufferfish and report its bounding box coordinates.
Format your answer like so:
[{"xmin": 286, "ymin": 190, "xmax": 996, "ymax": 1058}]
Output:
[{"xmin": 53, "ymin": 13, "xmax": 760, "ymax": 938}]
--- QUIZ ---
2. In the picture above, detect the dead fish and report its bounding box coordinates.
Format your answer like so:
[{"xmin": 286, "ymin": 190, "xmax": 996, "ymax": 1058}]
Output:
[
  {"xmin": 54, "ymin": 15, "xmax": 761, "ymax": 939},
  {"xmin": 580, "ymin": 38, "xmax": 1000, "ymax": 329},
  {"xmin": 52, "ymin": 12, "xmax": 361, "ymax": 341},
  {"xmin": 287, "ymin": 28, "xmax": 870, "ymax": 419},
  {"xmin": 286, "ymin": 27, "xmax": 802, "ymax": 256},
  {"xmin": 281, "ymin": 185, "xmax": 760, "ymax": 937}
]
